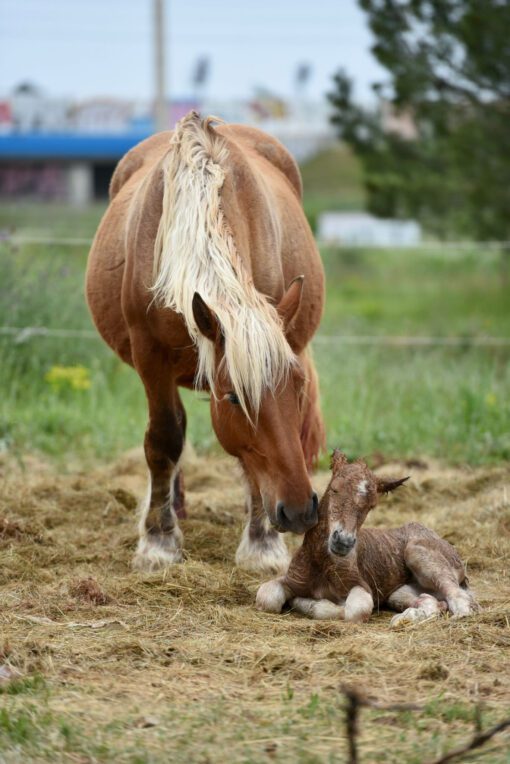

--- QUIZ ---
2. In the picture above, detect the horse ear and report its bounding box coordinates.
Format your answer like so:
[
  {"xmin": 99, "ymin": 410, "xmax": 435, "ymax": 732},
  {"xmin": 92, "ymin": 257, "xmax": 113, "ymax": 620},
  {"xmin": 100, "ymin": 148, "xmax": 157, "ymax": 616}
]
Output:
[
  {"xmin": 192, "ymin": 293, "xmax": 220, "ymax": 342},
  {"xmin": 376, "ymin": 476, "xmax": 410, "ymax": 494},
  {"xmin": 330, "ymin": 448, "xmax": 348, "ymax": 473},
  {"xmin": 276, "ymin": 275, "xmax": 304, "ymax": 330}
]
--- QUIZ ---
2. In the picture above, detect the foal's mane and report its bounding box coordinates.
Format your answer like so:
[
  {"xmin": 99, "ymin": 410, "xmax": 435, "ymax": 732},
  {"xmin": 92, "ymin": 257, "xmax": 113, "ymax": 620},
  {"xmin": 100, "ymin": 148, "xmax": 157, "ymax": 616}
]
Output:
[{"xmin": 152, "ymin": 111, "xmax": 295, "ymax": 416}]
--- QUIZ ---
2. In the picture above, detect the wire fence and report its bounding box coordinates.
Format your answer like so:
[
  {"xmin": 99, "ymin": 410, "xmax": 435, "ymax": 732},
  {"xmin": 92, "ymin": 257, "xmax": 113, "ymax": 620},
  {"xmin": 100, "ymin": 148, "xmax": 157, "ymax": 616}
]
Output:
[
  {"xmin": 2, "ymin": 233, "xmax": 510, "ymax": 251},
  {"xmin": 0, "ymin": 235, "xmax": 92, "ymax": 247},
  {"xmin": 1, "ymin": 234, "xmax": 509, "ymax": 349},
  {"xmin": 2, "ymin": 325, "xmax": 510, "ymax": 348}
]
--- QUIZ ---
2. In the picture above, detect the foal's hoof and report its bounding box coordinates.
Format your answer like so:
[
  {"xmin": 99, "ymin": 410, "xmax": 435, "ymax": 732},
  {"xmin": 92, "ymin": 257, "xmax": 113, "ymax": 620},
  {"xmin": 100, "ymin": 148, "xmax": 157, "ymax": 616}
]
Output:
[
  {"xmin": 390, "ymin": 608, "xmax": 433, "ymax": 628},
  {"xmin": 132, "ymin": 531, "xmax": 184, "ymax": 572},
  {"xmin": 447, "ymin": 590, "xmax": 479, "ymax": 618},
  {"xmin": 235, "ymin": 528, "xmax": 290, "ymax": 576}
]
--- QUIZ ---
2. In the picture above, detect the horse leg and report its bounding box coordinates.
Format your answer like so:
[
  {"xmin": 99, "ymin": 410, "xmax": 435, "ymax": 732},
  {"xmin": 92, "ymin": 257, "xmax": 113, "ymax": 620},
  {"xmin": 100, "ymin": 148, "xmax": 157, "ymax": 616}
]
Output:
[
  {"xmin": 290, "ymin": 598, "xmax": 345, "ymax": 620},
  {"xmin": 131, "ymin": 341, "xmax": 186, "ymax": 571},
  {"xmin": 255, "ymin": 577, "xmax": 292, "ymax": 613},
  {"xmin": 344, "ymin": 586, "xmax": 374, "ymax": 623},
  {"xmin": 172, "ymin": 467, "xmax": 186, "ymax": 520},
  {"xmin": 388, "ymin": 583, "xmax": 446, "ymax": 628},
  {"xmin": 235, "ymin": 486, "xmax": 290, "ymax": 575},
  {"xmin": 404, "ymin": 541, "xmax": 478, "ymax": 617}
]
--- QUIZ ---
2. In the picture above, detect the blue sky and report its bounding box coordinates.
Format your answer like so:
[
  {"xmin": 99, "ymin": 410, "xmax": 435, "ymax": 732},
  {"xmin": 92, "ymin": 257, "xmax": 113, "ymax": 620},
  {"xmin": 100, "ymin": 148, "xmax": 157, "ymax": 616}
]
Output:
[{"xmin": 1, "ymin": 0, "xmax": 386, "ymax": 102}]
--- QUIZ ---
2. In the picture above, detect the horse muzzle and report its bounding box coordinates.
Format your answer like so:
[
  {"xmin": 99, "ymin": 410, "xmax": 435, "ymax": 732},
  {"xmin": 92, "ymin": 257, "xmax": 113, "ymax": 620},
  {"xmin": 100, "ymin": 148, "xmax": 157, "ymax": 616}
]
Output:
[
  {"xmin": 273, "ymin": 492, "xmax": 319, "ymax": 533},
  {"xmin": 329, "ymin": 529, "xmax": 357, "ymax": 557}
]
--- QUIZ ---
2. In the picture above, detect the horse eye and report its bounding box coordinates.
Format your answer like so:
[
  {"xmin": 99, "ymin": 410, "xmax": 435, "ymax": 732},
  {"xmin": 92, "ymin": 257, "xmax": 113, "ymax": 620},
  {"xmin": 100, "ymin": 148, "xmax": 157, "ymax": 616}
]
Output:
[{"xmin": 227, "ymin": 392, "xmax": 240, "ymax": 405}]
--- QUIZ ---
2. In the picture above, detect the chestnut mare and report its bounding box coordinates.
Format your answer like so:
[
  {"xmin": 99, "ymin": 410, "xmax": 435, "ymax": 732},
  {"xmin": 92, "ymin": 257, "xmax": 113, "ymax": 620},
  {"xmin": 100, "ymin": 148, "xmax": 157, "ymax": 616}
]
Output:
[{"xmin": 86, "ymin": 112, "xmax": 325, "ymax": 574}]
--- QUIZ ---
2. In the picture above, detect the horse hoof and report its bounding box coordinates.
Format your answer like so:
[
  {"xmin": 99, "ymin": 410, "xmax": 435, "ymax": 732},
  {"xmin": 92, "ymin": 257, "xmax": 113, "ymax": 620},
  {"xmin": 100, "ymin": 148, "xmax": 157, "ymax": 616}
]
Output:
[
  {"xmin": 132, "ymin": 531, "xmax": 184, "ymax": 572},
  {"xmin": 235, "ymin": 530, "xmax": 290, "ymax": 576},
  {"xmin": 447, "ymin": 591, "xmax": 478, "ymax": 618},
  {"xmin": 390, "ymin": 606, "xmax": 438, "ymax": 628}
]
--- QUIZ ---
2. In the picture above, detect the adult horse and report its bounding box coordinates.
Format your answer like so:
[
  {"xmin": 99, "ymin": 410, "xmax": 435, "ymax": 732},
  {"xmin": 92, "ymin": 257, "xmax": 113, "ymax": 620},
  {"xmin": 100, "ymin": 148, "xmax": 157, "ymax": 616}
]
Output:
[{"xmin": 86, "ymin": 112, "xmax": 325, "ymax": 575}]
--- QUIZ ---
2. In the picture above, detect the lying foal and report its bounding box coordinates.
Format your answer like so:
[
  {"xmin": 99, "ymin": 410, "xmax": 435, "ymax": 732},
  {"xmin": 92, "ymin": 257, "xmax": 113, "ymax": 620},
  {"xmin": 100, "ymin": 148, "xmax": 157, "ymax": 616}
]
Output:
[{"xmin": 256, "ymin": 450, "xmax": 478, "ymax": 625}]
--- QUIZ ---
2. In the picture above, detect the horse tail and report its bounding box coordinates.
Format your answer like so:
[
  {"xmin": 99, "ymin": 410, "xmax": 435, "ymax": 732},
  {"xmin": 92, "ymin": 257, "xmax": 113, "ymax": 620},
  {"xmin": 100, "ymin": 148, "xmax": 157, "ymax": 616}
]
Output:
[{"xmin": 300, "ymin": 348, "xmax": 326, "ymax": 471}]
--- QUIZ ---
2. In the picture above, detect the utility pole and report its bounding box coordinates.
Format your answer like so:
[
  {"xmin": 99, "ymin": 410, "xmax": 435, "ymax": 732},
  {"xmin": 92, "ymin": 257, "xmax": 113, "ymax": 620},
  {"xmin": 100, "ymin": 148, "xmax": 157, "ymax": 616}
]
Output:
[{"xmin": 154, "ymin": 0, "xmax": 167, "ymax": 132}]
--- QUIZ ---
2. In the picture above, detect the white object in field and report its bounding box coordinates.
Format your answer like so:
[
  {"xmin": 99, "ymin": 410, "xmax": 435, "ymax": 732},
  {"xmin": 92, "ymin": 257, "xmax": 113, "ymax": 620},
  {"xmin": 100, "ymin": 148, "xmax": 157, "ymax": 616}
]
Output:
[{"xmin": 318, "ymin": 212, "xmax": 422, "ymax": 247}]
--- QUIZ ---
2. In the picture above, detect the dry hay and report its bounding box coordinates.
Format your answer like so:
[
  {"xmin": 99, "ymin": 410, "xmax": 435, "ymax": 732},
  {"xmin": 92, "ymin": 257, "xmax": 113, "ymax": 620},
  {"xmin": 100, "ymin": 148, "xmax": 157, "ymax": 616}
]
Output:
[{"xmin": 0, "ymin": 449, "xmax": 509, "ymax": 762}]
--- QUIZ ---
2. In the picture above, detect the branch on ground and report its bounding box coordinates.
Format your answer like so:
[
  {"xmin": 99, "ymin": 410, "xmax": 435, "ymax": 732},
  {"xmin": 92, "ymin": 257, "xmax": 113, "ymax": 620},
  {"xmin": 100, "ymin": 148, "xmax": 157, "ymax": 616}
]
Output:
[{"xmin": 340, "ymin": 685, "xmax": 510, "ymax": 764}]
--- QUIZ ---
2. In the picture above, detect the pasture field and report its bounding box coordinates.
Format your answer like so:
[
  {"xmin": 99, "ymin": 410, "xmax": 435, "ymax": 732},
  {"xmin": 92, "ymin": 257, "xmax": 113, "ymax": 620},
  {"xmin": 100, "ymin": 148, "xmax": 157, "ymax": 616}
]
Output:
[
  {"xmin": 0, "ymin": 197, "xmax": 509, "ymax": 762},
  {"xmin": 0, "ymin": 202, "xmax": 509, "ymax": 465}
]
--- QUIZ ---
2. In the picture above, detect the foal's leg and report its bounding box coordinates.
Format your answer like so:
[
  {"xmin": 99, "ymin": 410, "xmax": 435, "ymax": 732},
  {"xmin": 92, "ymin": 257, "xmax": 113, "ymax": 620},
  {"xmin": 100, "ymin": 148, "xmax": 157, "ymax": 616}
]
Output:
[
  {"xmin": 404, "ymin": 541, "xmax": 478, "ymax": 617},
  {"xmin": 289, "ymin": 587, "xmax": 371, "ymax": 622},
  {"xmin": 290, "ymin": 598, "xmax": 345, "ymax": 620},
  {"xmin": 131, "ymin": 342, "xmax": 186, "ymax": 571},
  {"xmin": 287, "ymin": 587, "xmax": 372, "ymax": 622},
  {"xmin": 235, "ymin": 487, "xmax": 290, "ymax": 575},
  {"xmin": 344, "ymin": 586, "xmax": 374, "ymax": 623},
  {"xmin": 256, "ymin": 577, "xmax": 292, "ymax": 613},
  {"xmin": 388, "ymin": 584, "xmax": 446, "ymax": 627}
]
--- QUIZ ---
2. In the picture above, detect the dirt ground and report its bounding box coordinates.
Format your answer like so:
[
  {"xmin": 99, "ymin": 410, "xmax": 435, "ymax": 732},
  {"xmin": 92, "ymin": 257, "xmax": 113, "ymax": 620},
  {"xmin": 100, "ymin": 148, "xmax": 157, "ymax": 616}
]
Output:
[{"xmin": 1, "ymin": 449, "xmax": 509, "ymax": 763}]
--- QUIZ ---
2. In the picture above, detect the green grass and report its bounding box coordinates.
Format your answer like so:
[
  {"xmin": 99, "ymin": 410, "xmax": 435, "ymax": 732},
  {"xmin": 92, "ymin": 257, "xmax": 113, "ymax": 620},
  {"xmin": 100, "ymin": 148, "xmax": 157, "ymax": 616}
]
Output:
[
  {"xmin": 1, "ymin": 684, "xmax": 509, "ymax": 763},
  {"xmin": 0, "ymin": 204, "xmax": 509, "ymax": 465}
]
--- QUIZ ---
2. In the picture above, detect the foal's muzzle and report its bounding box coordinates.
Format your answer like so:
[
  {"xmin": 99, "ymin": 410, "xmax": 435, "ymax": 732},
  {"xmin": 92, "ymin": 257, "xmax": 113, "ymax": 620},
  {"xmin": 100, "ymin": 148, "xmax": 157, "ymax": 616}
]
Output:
[
  {"xmin": 275, "ymin": 492, "xmax": 318, "ymax": 534},
  {"xmin": 329, "ymin": 529, "xmax": 356, "ymax": 557}
]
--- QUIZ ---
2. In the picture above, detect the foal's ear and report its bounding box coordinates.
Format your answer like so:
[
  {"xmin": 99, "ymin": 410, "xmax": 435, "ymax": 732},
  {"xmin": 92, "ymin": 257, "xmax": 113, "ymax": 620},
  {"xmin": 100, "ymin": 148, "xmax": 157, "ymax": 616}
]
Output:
[
  {"xmin": 192, "ymin": 292, "xmax": 221, "ymax": 343},
  {"xmin": 330, "ymin": 448, "xmax": 348, "ymax": 473},
  {"xmin": 277, "ymin": 275, "xmax": 304, "ymax": 330},
  {"xmin": 376, "ymin": 476, "xmax": 410, "ymax": 494}
]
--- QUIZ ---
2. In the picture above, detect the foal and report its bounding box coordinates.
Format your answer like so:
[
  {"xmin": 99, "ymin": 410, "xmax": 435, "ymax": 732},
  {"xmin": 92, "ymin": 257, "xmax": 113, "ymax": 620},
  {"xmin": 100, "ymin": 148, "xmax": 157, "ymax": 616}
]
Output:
[{"xmin": 256, "ymin": 450, "xmax": 478, "ymax": 625}]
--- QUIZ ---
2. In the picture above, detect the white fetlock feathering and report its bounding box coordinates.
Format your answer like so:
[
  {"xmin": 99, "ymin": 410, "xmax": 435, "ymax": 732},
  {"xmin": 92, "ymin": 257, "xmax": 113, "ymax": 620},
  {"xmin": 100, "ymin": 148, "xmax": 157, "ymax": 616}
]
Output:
[
  {"xmin": 133, "ymin": 473, "xmax": 183, "ymax": 572},
  {"xmin": 235, "ymin": 523, "xmax": 290, "ymax": 575}
]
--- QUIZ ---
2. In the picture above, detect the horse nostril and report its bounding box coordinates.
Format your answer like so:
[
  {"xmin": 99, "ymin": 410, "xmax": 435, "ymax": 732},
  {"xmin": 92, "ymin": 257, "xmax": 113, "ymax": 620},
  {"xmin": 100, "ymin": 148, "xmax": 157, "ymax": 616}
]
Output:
[
  {"xmin": 330, "ymin": 530, "xmax": 356, "ymax": 554},
  {"xmin": 276, "ymin": 501, "xmax": 287, "ymax": 528},
  {"xmin": 275, "ymin": 499, "xmax": 317, "ymax": 533},
  {"xmin": 312, "ymin": 492, "xmax": 318, "ymax": 512}
]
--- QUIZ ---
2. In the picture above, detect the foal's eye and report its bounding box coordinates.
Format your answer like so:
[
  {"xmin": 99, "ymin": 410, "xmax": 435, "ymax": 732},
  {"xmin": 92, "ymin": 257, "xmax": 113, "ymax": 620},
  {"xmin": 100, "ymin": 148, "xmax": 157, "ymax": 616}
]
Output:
[{"xmin": 227, "ymin": 392, "xmax": 240, "ymax": 405}]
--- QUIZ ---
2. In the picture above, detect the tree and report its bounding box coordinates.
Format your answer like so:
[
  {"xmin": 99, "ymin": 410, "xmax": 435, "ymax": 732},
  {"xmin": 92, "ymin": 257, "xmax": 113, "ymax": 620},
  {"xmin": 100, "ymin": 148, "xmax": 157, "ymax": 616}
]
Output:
[{"xmin": 328, "ymin": 0, "xmax": 510, "ymax": 242}]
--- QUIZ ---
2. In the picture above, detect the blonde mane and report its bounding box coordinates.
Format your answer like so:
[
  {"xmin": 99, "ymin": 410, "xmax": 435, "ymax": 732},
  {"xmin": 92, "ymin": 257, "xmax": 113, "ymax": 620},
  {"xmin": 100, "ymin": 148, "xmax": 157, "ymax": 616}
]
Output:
[{"xmin": 152, "ymin": 111, "xmax": 295, "ymax": 416}]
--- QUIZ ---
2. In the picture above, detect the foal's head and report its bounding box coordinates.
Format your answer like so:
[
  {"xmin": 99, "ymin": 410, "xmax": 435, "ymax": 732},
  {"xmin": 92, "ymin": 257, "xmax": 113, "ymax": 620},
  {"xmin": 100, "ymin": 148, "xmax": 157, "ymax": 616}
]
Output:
[
  {"xmin": 191, "ymin": 279, "xmax": 318, "ymax": 534},
  {"xmin": 325, "ymin": 450, "xmax": 408, "ymax": 558}
]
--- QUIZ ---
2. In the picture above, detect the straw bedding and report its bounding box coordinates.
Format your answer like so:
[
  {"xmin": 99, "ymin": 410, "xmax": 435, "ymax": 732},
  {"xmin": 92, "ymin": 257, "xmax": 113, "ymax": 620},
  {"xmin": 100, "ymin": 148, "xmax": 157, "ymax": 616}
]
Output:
[{"xmin": 1, "ymin": 449, "xmax": 509, "ymax": 762}]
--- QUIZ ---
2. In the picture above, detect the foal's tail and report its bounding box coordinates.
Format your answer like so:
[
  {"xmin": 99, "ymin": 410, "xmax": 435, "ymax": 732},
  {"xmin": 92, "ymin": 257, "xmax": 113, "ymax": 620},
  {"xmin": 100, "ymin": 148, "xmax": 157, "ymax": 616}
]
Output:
[{"xmin": 300, "ymin": 348, "xmax": 326, "ymax": 471}]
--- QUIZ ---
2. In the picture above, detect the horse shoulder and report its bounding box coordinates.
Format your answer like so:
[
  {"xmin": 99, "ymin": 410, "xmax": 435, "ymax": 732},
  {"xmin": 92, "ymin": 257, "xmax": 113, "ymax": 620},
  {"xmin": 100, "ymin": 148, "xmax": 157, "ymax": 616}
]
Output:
[
  {"xmin": 285, "ymin": 545, "xmax": 316, "ymax": 598},
  {"xmin": 357, "ymin": 528, "xmax": 410, "ymax": 601}
]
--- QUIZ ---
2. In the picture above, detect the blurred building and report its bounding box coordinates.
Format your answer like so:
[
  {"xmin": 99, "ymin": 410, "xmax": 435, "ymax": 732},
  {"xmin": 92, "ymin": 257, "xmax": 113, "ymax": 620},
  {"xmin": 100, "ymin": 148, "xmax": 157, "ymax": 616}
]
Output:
[
  {"xmin": 318, "ymin": 211, "xmax": 422, "ymax": 246},
  {"xmin": 0, "ymin": 83, "xmax": 335, "ymax": 205}
]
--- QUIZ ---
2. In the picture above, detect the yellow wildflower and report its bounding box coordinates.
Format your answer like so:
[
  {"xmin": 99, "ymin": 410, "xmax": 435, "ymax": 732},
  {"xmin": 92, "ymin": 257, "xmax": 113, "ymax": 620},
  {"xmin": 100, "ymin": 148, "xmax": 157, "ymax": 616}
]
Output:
[{"xmin": 44, "ymin": 365, "xmax": 92, "ymax": 392}]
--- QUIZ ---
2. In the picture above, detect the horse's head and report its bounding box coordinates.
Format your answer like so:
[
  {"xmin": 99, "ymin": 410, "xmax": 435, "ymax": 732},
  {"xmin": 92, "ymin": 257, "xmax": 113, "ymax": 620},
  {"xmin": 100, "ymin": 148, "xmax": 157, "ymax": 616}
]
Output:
[
  {"xmin": 325, "ymin": 450, "xmax": 408, "ymax": 558},
  {"xmin": 192, "ymin": 279, "xmax": 318, "ymax": 534}
]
